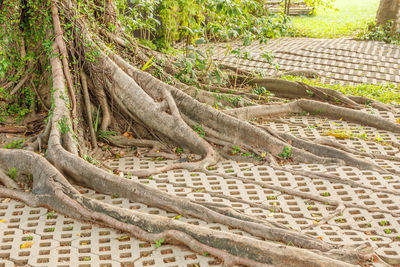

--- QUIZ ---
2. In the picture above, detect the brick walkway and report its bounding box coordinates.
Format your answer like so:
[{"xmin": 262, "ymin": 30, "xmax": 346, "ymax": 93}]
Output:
[
  {"xmin": 1, "ymin": 38, "xmax": 400, "ymax": 267},
  {"xmin": 196, "ymin": 37, "xmax": 400, "ymax": 86}
]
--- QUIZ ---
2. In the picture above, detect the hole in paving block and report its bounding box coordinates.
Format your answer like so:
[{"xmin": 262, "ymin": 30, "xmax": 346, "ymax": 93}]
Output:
[
  {"xmin": 39, "ymin": 242, "xmax": 51, "ymax": 247},
  {"xmin": 39, "ymin": 250, "xmax": 50, "ymax": 255},
  {"xmin": 99, "ymin": 255, "xmax": 111, "ymax": 260},
  {"xmin": 121, "ymin": 263, "xmax": 134, "ymax": 267},
  {"xmin": 119, "ymin": 245, "xmax": 130, "ymax": 250},
  {"xmin": 120, "ymin": 252, "xmax": 131, "ymax": 258},
  {"xmin": 161, "ymin": 249, "xmax": 173, "ymax": 255},
  {"xmin": 140, "ymin": 251, "xmax": 151, "ymax": 257},
  {"xmin": 142, "ymin": 259, "xmax": 155, "ymax": 266},
  {"xmin": 36, "ymin": 258, "xmax": 49, "ymax": 263},
  {"xmin": 163, "ymin": 257, "xmax": 176, "ymax": 263},
  {"xmin": 18, "ymin": 251, "xmax": 30, "ymax": 257},
  {"xmin": 58, "ymin": 257, "xmax": 70, "ymax": 262}
]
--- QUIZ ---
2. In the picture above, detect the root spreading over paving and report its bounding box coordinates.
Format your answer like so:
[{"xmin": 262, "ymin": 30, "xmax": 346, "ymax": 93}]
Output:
[{"xmin": 1, "ymin": 1, "xmax": 399, "ymax": 266}]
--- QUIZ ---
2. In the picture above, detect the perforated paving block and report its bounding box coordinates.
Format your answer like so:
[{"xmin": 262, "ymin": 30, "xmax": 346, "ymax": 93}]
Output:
[
  {"xmin": 188, "ymin": 38, "xmax": 400, "ymax": 86},
  {"xmin": 2, "ymin": 38, "xmax": 400, "ymax": 266}
]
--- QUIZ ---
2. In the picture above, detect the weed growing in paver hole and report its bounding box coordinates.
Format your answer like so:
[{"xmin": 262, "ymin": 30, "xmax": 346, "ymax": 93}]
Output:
[
  {"xmin": 47, "ymin": 210, "xmax": 55, "ymax": 218},
  {"xmin": 226, "ymin": 169, "xmax": 234, "ymax": 173},
  {"xmin": 47, "ymin": 227, "xmax": 55, "ymax": 232},
  {"xmin": 203, "ymin": 252, "xmax": 209, "ymax": 256},
  {"xmin": 379, "ymin": 221, "xmax": 389, "ymax": 226},
  {"xmin": 321, "ymin": 192, "xmax": 330, "ymax": 197},
  {"xmin": 82, "ymin": 256, "xmax": 91, "ymax": 261},
  {"xmin": 267, "ymin": 196, "xmax": 277, "ymax": 200},
  {"xmin": 67, "ymin": 226, "xmax": 73, "ymax": 230},
  {"xmin": 25, "ymin": 236, "xmax": 33, "ymax": 241},
  {"xmin": 384, "ymin": 229, "xmax": 392, "ymax": 234},
  {"xmin": 367, "ymin": 223, "xmax": 372, "ymax": 227},
  {"xmin": 155, "ymin": 238, "xmax": 165, "ymax": 248},
  {"xmin": 334, "ymin": 218, "xmax": 346, "ymax": 223},
  {"xmin": 112, "ymin": 193, "xmax": 119, "ymax": 199}
]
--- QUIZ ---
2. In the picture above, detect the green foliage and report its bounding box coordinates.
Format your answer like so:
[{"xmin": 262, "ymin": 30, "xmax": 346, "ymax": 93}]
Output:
[
  {"xmin": 82, "ymin": 154, "xmax": 99, "ymax": 165},
  {"xmin": 278, "ymin": 146, "xmax": 291, "ymax": 160},
  {"xmin": 231, "ymin": 145, "xmax": 240, "ymax": 155},
  {"xmin": 3, "ymin": 139, "xmax": 24, "ymax": 149},
  {"xmin": 97, "ymin": 130, "xmax": 117, "ymax": 141},
  {"xmin": 142, "ymin": 56, "xmax": 154, "ymax": 71},
  {"xmin": 47, "ymin": 210, "xmax": 55, "ymax": 218},
  {"xmin": 0, "ymin": 0, "xmax": 53, "ymax": 121},
  {"xmin": 193, "ymin": 124, "xmax": 205, "ymax": 138},
  {"xmin": 57, "ymin": 117, "xmax": 71, "ymax": 134},
  {"xmin": 116, "ymin": 0, "xmax": 289, "ymax": 49},
  {"xmin": 357, "ymin": 21, "xmax": 400, "ymax": 45},
  {"xmin": 281, "ymin": 75, "xmax": 400, "ymax": 104},
  {"xmin": 154, "ymin": 238, "xmax": 165, "ymax": 248},
  {"xmin": 8, "ymin": 167, "xmax": 17, "ymax": 180}
]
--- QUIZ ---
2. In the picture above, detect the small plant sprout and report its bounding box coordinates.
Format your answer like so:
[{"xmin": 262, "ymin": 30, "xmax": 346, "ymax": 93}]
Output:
[
  {"xmin": 8, "ymin": 167, "xmax": 17, "ymax": 180},
  {"xmin": 279, "ymin": 146, "xmax": 291, "ymax": 159},
  {"xmin": 154, "ymin": 238, "xmax": 165, "ymax": 248}
]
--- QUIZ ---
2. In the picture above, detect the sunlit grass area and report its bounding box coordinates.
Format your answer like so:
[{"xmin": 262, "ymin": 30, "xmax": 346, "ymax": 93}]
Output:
[
  {"xmin": 289, "ymin": 0, "xmax": 380, "ymax": 38},
  {"xmin": 280, "ymin": 75, "xmax": 400, "ymax": 104}
]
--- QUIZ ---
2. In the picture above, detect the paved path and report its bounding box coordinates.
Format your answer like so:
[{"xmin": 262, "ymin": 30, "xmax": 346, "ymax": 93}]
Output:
[
  {"xmin": 196, "ymin": 38, "xmax": 400, "ymax": 86},
  {"xmin": 1, "ymin": 38, "xmax": 400, "ymax": 267}
]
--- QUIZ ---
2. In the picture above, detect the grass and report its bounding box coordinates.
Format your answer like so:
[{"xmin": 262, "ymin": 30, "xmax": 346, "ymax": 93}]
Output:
[
  {"xmin": 289, "ymin": 0, "xmax": 380, "ymax": 38},
  {"xmin": 280, "ymin": 75, "xmax": 400, "ymax": 104}
]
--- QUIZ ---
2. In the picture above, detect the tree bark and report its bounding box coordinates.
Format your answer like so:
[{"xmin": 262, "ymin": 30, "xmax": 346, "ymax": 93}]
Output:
[{"xmin": 376, "ymin": 0, "xmax": 400, "ymax": 33}]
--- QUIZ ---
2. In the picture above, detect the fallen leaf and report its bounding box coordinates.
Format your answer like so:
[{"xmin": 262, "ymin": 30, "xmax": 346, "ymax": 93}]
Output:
[
  {"xmin": 123, "ymin": 132, "xmax": 133, "ymax": 139},
  {"xmin": 20, "ymin": 241, "xmax": 34, "ymax": 248},
  {"xmin": 173, "ymin": 215, "xmax": 181, "ymax": 220},
  {"xmin": 313, "ymin": 221, "xmax": 319, "ymax": 225},
  {"xmin": 317, "ymin": 236, "xmax": 323, "ymax": 240},
  {"xmin": 0, "ymin": 219, "xmax": 5, "ymax": 223},
  {"xmin": 117, "ymin": 235, "xmax": 130, "ymax": 240}
]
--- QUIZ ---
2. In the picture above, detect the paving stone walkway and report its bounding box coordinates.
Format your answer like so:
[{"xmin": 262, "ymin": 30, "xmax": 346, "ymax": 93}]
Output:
[
  {"xmin": 1, "ymin": 38, "xmax": 400, "ymax": 267},
  {"xmin": 194, "ymin": 37, "xmax": 400, "ymax": 86}
]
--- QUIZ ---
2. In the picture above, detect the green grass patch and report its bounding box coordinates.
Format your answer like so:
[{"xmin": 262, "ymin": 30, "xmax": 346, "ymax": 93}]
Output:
[
  {"xmin": 289, "ymin": 0, "xmax": 380, "ymax": 38},
  {"xmin": 280, "ymin": 75, "xmax": 400, "ymax": 104}
]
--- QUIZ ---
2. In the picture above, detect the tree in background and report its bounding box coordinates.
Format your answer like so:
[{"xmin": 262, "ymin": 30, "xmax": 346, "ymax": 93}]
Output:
[{"xmin": 376, "ymin": 0, "xmax": 400, "ymax": 33}]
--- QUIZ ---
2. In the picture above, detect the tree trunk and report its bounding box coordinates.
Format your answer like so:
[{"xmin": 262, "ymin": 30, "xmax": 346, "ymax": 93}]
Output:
[{"xmin": 376, "ymin": 0, "xmax": 400, "ymax": 33}]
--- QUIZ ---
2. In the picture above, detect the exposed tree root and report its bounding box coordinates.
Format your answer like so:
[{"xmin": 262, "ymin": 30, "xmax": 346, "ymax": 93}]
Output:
[{"xmin": 2, "ymin": 1, "xmax": 399, "ymax": 265}]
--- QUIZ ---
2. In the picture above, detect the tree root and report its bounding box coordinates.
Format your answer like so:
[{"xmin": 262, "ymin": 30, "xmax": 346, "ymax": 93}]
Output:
[
  {"xmin": 80, "ymin": 71, "xmax": 98, "ymax": 149},
  {"xmin": 4, "ymin": 1, "xmax": 399, "ymax": 265}
]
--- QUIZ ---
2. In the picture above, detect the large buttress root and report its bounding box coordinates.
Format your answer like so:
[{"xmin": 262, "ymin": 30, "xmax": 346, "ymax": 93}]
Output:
[
  {"xmin": 2, "ymin": 1, "xmax": 400, "ymax": 266},
  {"xmin": 0, "ymin": 42, "xmax": 366, "ymax": 267}
]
